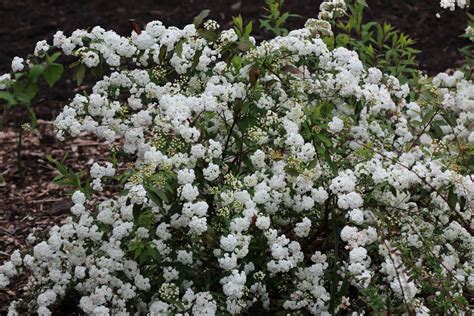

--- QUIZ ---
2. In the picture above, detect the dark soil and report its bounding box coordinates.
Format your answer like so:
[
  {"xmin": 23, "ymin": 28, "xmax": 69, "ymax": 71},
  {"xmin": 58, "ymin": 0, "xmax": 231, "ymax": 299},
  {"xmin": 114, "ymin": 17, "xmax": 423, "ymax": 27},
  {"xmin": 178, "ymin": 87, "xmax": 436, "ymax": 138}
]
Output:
[{"xmin": 0, "ymin": 0, "xmax": 472, "ymax": 312}]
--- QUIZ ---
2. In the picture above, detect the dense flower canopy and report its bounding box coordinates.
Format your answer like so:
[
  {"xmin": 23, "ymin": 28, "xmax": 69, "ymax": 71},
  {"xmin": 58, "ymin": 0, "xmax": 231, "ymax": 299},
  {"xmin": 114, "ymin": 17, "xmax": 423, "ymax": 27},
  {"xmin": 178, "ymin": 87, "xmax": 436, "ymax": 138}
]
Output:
[{"xmin": 0, "ymin": 0, "xmax": 473, "ymax": 315}]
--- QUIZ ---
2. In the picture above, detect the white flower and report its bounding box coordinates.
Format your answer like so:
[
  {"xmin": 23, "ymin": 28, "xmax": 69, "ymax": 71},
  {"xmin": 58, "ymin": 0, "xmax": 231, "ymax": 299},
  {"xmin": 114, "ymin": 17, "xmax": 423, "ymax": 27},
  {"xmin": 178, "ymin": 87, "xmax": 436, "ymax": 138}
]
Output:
[
  {"xmin": 219, "ymin": 253, "xmax": 238, "ymax": 270},
  {"xmin": 337, "ymin": 192, "xmax": 363, "ymax": 210},
  {"xmin": 203, "ymin": 163, "xmax": 220, "ymax": 181},
  {"xmin": 128, "ymin": 184, "xmax": 148, "ymax": 204},
  {"xmin": 34, "ymin": 40, "xmax": 50, "ymax": 56},
  {"xmin": 330, "ymin": 171, "xmax": 356, "ymax": 194},
  {"xmin": 11, "ymin": 57, "xmax": 24, "ymax": 72},
  {"xmin": 328, "ymin": 116, "xmax": 344, "ymax": 133},
  {"xmin": 177, "ymin": 169, "xmax": 196, "ymax": 184},
  {"xmin": 220, "ymin": 234, "xmax": 239, "ymax": 252},
  {"xmin": 255, "ymin": 216, "xmax": 271, "ymax": 230},
  {"xmin": 312, "ymin": 187, "xmax": 329, "ymax": 204},
  {"xmin": 189, "ymin": 216, "xmax": 207, "ymax": 235},
  {"xmin": 181, "ymin": 184, "xmax": 199, "ymax": 202},
  {"xmin": 250, "ymin": 150, "xmax": 266, "ymax": 169},
  {"xmin": 150, "ymin": 300, "xmax": 170, "ymax": 315},
  {"xmin": 294, "ymin": 217, "xmax": 311, "ymax": 238},
  {"xmin": 0, "ymin": 73, "xmax": 11, "ymax": 89},
  {"xmin": 74, "ymin": 266, "xmax": 87, "ymax": 279},
  {"xmin": 72, "ymin": 191, "xmax": 86, "ymax": 205},
  {"xmin": 177, "ymin": 250, "xmax": 193, "ymax": 265},
  {"xmin": 135, "ymin": 274, "xmax": 151, "ymax": 291},
  {"xmin": 133, "ymin": 31, "xmax": 155, "ymax": 50},
  {"xmin": 439, "ymin": 0, "xmax": 467, "ymax": 10},
  {"xmin": 349, "ymin": 246, "xmax": 368, "ymax": 263},
  {"xmin": 221, "ymin": 270, "xmax": 246, "ymax": 299},
  {"xmin": 348, "ymin": 209, "xmax": 364, "ymax": 225},
  {"xmin": 136, "ymin": 227, "xmax": 150, "ymax": 239},
  {"xmin": 82, "ymin": 51, "xmax": 100, "ymax": 68},
  {"xmin": 340, "ymin": 226, "xmax": 358, "ymax": 242},
  {"xmin": 37, "ymin": 289, "xmax": 57, "ymax": 307}
]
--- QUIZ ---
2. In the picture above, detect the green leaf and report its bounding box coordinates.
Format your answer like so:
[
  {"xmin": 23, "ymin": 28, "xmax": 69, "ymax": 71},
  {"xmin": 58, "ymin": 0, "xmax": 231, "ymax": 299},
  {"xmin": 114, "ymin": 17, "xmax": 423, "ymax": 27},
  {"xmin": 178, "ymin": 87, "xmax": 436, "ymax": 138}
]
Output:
[
  {"xmin": 148, "ymin": 246, "xmax": 161, "ymax": 263},
  {"xmin": 69, "ymin": 60, "xmax": 80, "ymax": 69},
  {"xmin": 430, "ymin": 122, "xmax": 444, "ymax": 139},
  {"xmin": 146, "ymin": 186, "xmax": 169, "ymax": 205},
  {"xmin": 47, "ymin": 52, "xmax": 62, "ymax": 63},
  {"xmin": 12, "ymin": 81, "xmax": 38, "ymax": 103},
  {"xmin": 441, "ymin": 112, "xmax": 457, "ymax": 127},
  {"xmin": 83, "ymin": 180, "xmax": 93, "ymax": 199},
  {"xmin": 174, "ymin": 300, "xmax": 185, "ymax": 311},
  {"xmin": 164, "ymin": 182, "xmax": 175, "ymax": 193},
  {"xmin": 421, "ymin": 106, "xmax": 437, "ymax": 126},
  {"xmin": 46, "ymin": 154, "xmax": 89, "ymax": 194},
  {"xmin": 137, "ymin": 209, "xmax": 154, "ymax": 228},
  {"xmin": 193, "ymin": 9, "xmax": 210, "ymax": 27},
  {"xmin": 156, "ymin": 189, "xmax": 169, "ymax": 203},
  {"xmin": 43, "ymin": 63, "xmax": 64, "ymax": 87},
  {"xmin": 237, "ymin": 116, "xmax": 257, "ymax": 131},
  {"xmin": 0, "ymin": 91, "xmax": 17, "ymax": 106},
  {"xmin": 233, "ymin": 15, "xmax": 243, "ymax": 32},
  {"xmin": 192, "ymin": 49, "xmax": 203, "ymax": 68},
  {"xmin": 336, "ymin": 34, "xmax": 350, "ymax": 47},
  {"xmin": 138, "ymin": 247, "xmax": 148, "ymax": 264},
  {"xmin": 29, "ymin": 64, "xmax": 44, "ymax": 83},
  {"xmin": 175, "ymin": 39, "xmax": 184, "ymax": 58},
  {"xmin": 448, "ymin": 187, "xmax": 458, "ymax": 209},
  {"xmin": 230, "ymin": 55, "xmax": 243, "ymax": 70},
  {"xmin": 74, "ymin": 64, "xmax": 86, "ymax": 86},
  {"xmin": 159, "ymin": 45, "xmax": 168, "ymax": 63},
  {"xmin": 316, "ymin": 133, "xmax": 332, "ymax": 147},
  {"xmin": 244, "ymin": 21, "xmax": 253, "ymax": 38},
  {"xmin": 236, "ymin": 40, "xmax": 251, "ymax": 52},
  {"xmin": 285, "ymin": 166, "xmax": 299, "ymax": 177},
  {"xmin": 90, "ymin": 64, "xmax": 102, "ymax": 78},
  {"xmin": 198, "ymin": 29, "xmax": 218, "ymax": 42}
]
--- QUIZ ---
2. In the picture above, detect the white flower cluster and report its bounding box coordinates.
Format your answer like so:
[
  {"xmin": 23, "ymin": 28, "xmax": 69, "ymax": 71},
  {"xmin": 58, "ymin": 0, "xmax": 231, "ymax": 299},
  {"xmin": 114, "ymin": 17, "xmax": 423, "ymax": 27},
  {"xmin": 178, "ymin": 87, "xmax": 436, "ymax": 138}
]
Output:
[
  {"xmin": 439, "ymin": 0, "xmax": 469, "ymax": 10},
  {"xmin": 11, "ymin": 56, "xmax": 24, "ymax": 73},
  {"xmin": 318, "ymin": 0, "xmax": 347, "ymax": 20},
  {"xmin": 90, "ymin": 162, "xmax": 115, "ymax": 191},
  {"xmin": 0, "ymin": 10, "xmax": 473, "ymax": 315}
]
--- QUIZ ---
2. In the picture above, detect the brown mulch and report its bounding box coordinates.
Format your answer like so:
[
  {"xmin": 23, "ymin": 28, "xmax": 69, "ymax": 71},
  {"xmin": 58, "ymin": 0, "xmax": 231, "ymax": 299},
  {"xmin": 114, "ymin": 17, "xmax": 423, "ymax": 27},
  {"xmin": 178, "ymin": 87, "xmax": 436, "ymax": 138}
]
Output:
[{"xmin": 0, "ymin": 120, "xmax": 109, "ymax": 310}]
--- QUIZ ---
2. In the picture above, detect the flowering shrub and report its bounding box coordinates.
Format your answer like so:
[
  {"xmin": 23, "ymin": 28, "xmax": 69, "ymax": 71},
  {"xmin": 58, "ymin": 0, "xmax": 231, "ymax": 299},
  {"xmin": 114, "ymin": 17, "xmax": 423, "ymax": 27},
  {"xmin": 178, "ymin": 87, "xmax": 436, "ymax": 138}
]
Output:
[{"xmin": 0, "ymin": 1, "xmax": 473, "ymax": 315}]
